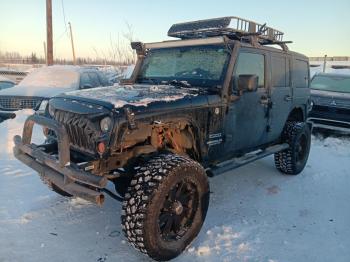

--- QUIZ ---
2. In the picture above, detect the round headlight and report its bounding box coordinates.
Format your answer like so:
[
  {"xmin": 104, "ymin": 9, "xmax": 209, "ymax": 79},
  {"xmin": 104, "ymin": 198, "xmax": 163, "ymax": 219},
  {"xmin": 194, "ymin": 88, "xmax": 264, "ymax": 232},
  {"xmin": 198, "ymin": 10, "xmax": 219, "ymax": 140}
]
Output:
[{"xmin": 100, "ymin": 117, "xmax": 112, "ymax": 132}]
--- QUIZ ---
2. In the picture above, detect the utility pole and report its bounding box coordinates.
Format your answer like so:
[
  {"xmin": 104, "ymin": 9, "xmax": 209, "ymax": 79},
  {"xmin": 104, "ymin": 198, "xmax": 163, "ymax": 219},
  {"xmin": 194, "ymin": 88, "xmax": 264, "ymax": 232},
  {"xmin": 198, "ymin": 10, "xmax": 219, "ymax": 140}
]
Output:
[
  {"xmin": 46, "ymin": 0, "xmax": 53, "ymax": 65},
  {"xmin": 323, "ymin": 54, "xmax": 327, "ymax": 73},
  {"xmin": 68, "ymin": 22, "xmax": 76, "ymax": 65},
  {"xmin": 43, "ymin": 41, "xmax": 47, "ymax": 65}
]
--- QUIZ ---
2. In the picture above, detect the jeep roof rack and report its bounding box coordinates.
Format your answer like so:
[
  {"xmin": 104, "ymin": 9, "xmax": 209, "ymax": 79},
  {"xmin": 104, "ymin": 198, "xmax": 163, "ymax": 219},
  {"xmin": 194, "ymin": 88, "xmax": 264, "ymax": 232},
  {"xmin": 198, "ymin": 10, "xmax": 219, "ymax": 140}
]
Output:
[{"xmin": 168, "ymin": 16, "xmax": 292, "ymax": 51}]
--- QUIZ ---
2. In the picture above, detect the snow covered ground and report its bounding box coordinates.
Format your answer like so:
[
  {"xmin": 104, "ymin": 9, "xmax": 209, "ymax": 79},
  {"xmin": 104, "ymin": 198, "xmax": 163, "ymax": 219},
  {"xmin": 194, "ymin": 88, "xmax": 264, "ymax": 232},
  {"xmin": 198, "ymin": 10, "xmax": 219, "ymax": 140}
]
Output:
[{"xmin": 0, "ymin": 111, "xmax": 350, "ymax": 262}]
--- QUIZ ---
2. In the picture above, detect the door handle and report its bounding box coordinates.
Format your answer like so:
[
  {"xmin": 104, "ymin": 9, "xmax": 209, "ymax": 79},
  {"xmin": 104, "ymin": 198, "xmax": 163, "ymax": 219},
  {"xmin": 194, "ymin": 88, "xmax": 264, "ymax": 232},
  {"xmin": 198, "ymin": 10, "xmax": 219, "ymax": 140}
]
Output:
[
  {"xmin": 260, "ymin": 95, "xmax": 270, "ymax": 106},
  {"xmin": 284, "ymin": 95, "xmax": 292, "ymax": 101}
]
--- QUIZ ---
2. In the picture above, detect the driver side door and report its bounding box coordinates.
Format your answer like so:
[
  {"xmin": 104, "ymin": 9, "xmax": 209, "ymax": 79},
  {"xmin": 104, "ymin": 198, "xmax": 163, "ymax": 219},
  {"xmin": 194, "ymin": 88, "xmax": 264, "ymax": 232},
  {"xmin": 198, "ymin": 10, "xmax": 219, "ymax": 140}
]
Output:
[{"xmin": 224, "ymin": 49, "xmax": 270, "ymax": 154}]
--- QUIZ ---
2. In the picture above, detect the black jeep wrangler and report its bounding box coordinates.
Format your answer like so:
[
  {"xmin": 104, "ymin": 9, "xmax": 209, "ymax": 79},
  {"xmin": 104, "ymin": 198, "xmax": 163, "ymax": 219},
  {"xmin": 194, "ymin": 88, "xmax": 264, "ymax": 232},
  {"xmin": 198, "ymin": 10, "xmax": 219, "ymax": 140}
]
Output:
[{"xmin": 14, "ymin": 17, "xmax": 312, "ymax": 261}]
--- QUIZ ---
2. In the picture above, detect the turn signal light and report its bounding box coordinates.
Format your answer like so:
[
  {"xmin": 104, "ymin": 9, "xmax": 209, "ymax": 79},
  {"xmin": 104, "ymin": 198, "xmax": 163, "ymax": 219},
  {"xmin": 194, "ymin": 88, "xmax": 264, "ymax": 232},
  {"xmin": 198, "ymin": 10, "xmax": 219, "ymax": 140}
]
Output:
[{"xmin": 97, "ymin": 142, "xmax": 106, "ymax": 154}]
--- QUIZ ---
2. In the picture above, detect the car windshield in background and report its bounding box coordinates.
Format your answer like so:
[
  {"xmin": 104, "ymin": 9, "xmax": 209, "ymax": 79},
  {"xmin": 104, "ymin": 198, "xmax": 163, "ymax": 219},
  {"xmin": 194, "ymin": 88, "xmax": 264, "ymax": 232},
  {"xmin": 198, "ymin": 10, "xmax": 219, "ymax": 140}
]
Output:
[
  {"xmin": 138, "ymin": 45, "xmax": 230, "ymax": 87},
  {"xmin": 18, "ymin": 67, "xmax": 80, "ymax": 89},
  {"xmin": 311, "ymin": 75, "xmax": 350, "ymax": 93}
]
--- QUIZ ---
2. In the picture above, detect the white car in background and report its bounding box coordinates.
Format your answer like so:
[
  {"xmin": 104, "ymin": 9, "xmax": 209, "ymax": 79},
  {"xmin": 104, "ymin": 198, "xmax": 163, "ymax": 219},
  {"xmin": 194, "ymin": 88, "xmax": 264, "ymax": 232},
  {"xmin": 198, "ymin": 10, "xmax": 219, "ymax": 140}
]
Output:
[{"xmin": 0, "ymin": 65, "xmax": 111, "ymax": 112}]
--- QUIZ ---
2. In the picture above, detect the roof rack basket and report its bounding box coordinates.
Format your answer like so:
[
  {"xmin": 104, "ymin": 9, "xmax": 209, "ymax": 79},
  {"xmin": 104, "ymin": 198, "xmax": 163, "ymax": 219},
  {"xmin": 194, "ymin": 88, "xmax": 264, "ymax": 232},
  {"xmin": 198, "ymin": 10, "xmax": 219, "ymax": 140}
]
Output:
[{"xmin": 168, "ymin": 16, "xmax": 291, "ymax": 50}]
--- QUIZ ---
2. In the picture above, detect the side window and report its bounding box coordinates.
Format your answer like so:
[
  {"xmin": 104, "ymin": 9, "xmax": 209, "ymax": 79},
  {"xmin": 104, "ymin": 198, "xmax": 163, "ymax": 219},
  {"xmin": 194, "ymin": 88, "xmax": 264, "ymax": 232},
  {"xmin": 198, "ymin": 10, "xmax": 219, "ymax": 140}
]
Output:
[
  {"xmin": 88, "ymin": 72, "xmax": 101, "ymax": 87},
  {"xmin": 80, "ymin": 73, "xmax": 91, "ymax": 89},
  {"xmin": 272, "ymin": 56, "xmax": 290, "ymax": 87},
  {"xmin": 97, "ymin": 72, "xmax": 109, "ymax": 86},
  {"xmin": 293, "ymin": 59, "xmax": 309, "ymax": 88},
  {"xmin": 234, "ymin": 52, "xmax": 265, "ymax": 88}
]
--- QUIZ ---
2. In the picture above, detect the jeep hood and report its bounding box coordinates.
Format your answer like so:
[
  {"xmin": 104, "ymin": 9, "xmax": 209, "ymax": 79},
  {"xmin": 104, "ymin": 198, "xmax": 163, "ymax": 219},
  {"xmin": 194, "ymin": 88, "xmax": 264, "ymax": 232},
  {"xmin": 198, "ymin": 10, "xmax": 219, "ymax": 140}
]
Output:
[{"xmin": 63, "ymin": 84, "xmax": 198, "ymax": 109}]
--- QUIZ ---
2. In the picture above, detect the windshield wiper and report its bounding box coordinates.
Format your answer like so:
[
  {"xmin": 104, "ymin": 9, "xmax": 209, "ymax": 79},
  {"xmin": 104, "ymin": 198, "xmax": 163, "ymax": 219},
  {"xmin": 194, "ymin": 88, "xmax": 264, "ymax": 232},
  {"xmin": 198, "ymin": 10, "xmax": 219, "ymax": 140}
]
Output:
[
  {"xmin": 138, "ymin": 77, "xmax": 158, "ymax": 84},
  {"xmin": 166, "ymin": 80, "xmax": 192, "ymax": 88}
]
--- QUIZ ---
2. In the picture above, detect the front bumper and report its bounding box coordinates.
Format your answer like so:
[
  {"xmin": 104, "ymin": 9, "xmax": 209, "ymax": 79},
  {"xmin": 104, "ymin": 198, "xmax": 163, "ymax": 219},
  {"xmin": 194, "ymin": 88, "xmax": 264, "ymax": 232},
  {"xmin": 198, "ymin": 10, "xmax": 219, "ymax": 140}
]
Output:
[
  {"xmin": 13, "ymin": 114, "xmax": 107, "ymax": 205},
  {"xmin": 307, "ymin": 117, "xmax": 350, "ymax": 133}
]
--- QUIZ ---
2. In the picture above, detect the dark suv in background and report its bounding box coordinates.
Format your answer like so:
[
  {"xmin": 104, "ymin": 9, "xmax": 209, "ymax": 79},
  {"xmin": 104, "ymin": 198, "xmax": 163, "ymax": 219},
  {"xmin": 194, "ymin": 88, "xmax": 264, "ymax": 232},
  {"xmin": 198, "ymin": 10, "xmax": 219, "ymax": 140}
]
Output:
[{"xmin": 309, "ymin": 73, "xmax": 350, "ymax": 133}]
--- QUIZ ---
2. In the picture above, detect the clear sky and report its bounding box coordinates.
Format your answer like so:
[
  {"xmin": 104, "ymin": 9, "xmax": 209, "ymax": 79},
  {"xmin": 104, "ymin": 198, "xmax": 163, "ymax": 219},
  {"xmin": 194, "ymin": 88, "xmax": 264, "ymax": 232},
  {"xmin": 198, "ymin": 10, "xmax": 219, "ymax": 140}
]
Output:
[{"xmin": 1, "ymin": 0, "xmax": 349, "ymax": 59}]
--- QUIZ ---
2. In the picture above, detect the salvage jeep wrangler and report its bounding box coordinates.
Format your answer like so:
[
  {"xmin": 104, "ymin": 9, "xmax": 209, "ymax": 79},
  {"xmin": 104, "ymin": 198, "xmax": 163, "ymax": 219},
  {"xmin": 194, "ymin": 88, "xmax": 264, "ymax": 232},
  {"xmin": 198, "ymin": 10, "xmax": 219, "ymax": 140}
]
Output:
[{"xmin": 14, "ymin": 17, "xmax": 312, "ymax": 261}]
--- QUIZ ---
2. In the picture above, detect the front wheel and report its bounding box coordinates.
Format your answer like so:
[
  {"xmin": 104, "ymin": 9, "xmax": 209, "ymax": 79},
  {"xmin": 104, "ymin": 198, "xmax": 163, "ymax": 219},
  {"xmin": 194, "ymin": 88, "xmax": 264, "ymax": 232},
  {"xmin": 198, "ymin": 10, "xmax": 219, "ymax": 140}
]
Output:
[
  {"xmin": 121, "ymin": 154, "xmax": 210, "ymax": 261},
  {"xmin": 274, "ymin": 121, "xmax": 311, "ymax": 175}
]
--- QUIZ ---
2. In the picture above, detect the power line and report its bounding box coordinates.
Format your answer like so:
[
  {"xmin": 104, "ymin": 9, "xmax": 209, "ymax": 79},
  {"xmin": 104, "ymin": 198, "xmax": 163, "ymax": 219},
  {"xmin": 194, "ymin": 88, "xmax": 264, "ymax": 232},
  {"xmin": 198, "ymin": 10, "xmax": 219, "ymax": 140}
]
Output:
[{"xmin": 61, "ymin": 0, "xmax": 69, "ymax": 36}]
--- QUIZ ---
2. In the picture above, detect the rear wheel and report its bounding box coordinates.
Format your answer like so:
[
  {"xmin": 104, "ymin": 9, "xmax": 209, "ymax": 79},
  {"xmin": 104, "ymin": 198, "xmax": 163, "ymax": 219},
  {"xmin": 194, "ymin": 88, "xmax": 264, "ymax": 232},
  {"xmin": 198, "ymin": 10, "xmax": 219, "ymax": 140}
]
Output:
[
  {"xmin": 121, "ymin": 154, "xmax": 210, "ymax": 261},
  {"xmin": 274, "ymin": 121, "xmax": 311, "ymax": 175}
]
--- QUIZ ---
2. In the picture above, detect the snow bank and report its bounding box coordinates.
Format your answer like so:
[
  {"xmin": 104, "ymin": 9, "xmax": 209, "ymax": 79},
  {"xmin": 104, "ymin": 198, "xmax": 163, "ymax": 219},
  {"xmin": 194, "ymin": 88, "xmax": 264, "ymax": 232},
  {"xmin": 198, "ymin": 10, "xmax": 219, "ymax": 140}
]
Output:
[
  {"xmin": 0, "ymin": 112, "xmax": 350, "ymax": 262},
  {"xmin": 0, "ymin": 109, "xmax": 44, "ymax": 160}
]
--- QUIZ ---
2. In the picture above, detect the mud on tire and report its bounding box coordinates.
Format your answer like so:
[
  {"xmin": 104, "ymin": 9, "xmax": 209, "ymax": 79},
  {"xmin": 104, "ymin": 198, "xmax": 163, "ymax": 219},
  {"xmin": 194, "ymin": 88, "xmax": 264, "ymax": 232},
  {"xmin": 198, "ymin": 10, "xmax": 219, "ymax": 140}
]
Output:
[
  {"xmin": 121, "ymin": 154, "xmax": 210, "ymax": 261},
  {"xmin": 274, "ymin": 121, "xmax": 311, "ymax": 175}
]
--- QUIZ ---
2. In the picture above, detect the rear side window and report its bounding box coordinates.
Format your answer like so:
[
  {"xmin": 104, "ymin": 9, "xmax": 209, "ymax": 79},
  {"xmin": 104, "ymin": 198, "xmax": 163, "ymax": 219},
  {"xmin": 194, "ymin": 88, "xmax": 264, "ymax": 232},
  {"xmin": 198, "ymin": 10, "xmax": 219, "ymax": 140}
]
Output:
[
  {"xmin": 271, "ymin": 56, "xmax": 289, "ymax": 87},
  {"xmin": 293, "ymin": 59, "xmax": 309, "ymax": 88},
  {"xmin": 80, "ymin": 73, "xmax": 91, "ymax": 89},
  {"xmin": 234, "ymin": 52, "xmax": 265, "ymax": 88},
  {"xmin": 88, "ymin": 72, "xmax": 101, "ymax": 87}
]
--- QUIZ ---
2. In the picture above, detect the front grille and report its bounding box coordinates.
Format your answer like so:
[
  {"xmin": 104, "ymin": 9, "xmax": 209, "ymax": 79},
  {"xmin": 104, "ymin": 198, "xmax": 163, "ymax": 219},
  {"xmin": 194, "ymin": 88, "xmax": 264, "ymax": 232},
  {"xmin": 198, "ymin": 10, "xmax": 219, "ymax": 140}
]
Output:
[
  {"xmin": 313, "ymin": 105, "xmax": 350, "ymax": 115},
  {"xmin": 53, "ymin": 110, "xmax": 99, "ymax": 154},
  {"xmin": 316, "ymin": 97, "xmax": 350, "ymax": 108},
  {"xmin": 0, "ymin": 96, "xmax": 42, "ymax": 110},
  {"xmin": 310, "ymin": 105, "xmax": 350, "ymax": 123}
]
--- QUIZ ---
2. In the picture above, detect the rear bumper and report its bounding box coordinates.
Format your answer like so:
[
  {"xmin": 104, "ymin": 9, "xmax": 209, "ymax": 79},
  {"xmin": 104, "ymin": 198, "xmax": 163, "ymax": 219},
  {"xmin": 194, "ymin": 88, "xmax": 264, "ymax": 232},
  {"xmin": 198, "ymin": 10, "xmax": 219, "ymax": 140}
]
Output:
[
  {"xmin": 13, "ymin": 114, "xmax": 107, "ymax": 205},
  {"xmin": 307, "ymin": 117, "xmax": 350, "ymax": 133}
]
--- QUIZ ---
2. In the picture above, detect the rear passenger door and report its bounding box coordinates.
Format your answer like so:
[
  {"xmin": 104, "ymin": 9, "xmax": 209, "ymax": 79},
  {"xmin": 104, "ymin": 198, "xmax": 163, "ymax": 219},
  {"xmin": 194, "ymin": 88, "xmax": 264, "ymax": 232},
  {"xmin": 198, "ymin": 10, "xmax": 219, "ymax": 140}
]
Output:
[
  {"xmin": 267, "ymin": 53, "xmax": 293, "ymax": 142},
  {"xmin": 292, "ymin": 58, "xmax": 310, "ymax": 114}
]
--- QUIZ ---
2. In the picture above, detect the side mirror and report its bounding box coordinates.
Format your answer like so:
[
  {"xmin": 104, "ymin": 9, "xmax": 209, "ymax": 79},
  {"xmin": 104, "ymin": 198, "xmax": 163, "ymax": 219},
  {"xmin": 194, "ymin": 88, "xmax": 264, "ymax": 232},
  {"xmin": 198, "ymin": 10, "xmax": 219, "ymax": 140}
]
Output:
[{"xmin": 237, "ymin": 74, "xmax": 258, "ymax": 93}]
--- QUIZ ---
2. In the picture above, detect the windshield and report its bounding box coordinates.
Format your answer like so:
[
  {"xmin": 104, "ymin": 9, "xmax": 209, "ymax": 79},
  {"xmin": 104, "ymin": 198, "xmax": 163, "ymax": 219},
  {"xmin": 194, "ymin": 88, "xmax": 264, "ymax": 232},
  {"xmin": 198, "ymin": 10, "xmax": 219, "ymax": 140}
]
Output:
[
  {"xmin": 311, "ymin": 75, "xmax": 350, "ymax": 93},
  {"xmin": 138, "ymin": 45, "xmax": 230, "ymax": 87},
  {"xmin": 19, "ymin": 66, "xmax": 80, "ymax": 89}
]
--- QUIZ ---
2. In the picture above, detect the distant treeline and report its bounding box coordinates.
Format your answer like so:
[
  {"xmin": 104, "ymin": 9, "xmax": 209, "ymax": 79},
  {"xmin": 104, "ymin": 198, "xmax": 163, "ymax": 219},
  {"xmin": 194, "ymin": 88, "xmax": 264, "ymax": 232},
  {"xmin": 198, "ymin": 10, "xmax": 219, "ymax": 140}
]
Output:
[{"xmin": 0, "ymin": 51, "xmax": 134, "ymax": 66}]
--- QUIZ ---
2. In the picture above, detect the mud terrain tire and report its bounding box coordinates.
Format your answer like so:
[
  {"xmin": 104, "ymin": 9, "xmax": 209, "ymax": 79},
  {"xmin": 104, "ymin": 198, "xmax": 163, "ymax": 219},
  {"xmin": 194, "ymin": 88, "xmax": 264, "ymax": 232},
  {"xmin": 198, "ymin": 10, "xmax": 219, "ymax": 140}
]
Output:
[
  {"xmin": 121, "ymin": 154, "xmax": 210, "ymax": 261},
  {"xmin": 274, "ymin": 121, "xmax": 311, "ymax": 175}
]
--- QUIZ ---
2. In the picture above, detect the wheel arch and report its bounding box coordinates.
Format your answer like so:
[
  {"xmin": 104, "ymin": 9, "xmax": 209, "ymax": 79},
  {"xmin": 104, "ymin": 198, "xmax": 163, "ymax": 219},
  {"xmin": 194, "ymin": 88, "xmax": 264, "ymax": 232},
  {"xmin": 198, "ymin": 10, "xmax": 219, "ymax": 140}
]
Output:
[{"xmin": 286, "ymin": 106, "xmax": 306, "ymax": 122}]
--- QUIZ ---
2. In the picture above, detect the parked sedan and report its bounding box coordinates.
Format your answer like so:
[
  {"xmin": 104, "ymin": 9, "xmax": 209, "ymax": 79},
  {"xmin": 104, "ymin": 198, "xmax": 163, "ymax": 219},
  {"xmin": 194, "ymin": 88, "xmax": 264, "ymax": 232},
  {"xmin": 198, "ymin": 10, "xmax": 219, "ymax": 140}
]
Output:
[
  {"xmin": 0, "ymin": 65, "xmax": 110, "ymax": 112},
  {"xmin": 0, "ymin": 76, "xmax": 15, "ymax": 90},
  {"xmin": 308, "ymin": 73, "xmax": 350, "ymax": 132}
]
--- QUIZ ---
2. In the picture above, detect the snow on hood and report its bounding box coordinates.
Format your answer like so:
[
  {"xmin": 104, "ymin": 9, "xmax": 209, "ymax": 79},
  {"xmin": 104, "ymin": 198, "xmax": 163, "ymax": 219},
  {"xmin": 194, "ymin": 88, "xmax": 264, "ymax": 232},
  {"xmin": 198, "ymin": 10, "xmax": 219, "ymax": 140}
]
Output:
[
  {"xmin": 65, "ymin": 84, "xmax": 196, "ymax": 108},
  {"xmin": 0, "ymin": 65, "xmax": 80, "ymax": 98},
  {"xmin": 0, "ymin": 84, "xmax": 76, "ymax": 98},
  {"xmin": 18, "ymin": 65, "xmax": 80, "ymax": 89}
]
